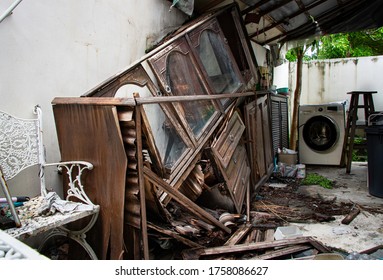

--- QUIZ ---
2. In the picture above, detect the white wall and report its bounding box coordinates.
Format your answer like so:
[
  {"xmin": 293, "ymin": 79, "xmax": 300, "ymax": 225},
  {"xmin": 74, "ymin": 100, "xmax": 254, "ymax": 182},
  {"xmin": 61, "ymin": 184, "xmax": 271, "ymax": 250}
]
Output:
[
  {"xmin": 274, "ymin": 56, "xmax": 383, "ymax": 122},
  {"xmin": 0, "ymin": 0, "xmax": 187, "ymax": 195}
]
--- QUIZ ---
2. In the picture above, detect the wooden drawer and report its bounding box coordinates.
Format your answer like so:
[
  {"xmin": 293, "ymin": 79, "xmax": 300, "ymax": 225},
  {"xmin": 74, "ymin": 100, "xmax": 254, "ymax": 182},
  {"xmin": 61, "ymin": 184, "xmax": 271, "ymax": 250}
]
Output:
[
  {"xmin": 211, "ymin": 111, "xmax": 249, "ymax": 213},
  {"xmin": 225, "ymin": 143, "xmax": 250, "ymax": 211},
  {"xmin": 212, "ymin": 111, "xmax": 245, "ymax": 169}
]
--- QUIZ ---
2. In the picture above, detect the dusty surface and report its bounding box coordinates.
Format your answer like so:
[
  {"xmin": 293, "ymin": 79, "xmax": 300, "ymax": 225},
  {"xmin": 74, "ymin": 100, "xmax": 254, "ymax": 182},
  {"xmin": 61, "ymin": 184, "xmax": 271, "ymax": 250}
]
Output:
[
  {"xmin": 298, "ymin": 162, "xmax": 383, "ymax": 208},
  {"xmin": 257, "ymin": 162, "xmax": 383, "ymax": 253},
  {"xmin": 144, "ymin": 162, "xmax": 382, "ymax": 259}
]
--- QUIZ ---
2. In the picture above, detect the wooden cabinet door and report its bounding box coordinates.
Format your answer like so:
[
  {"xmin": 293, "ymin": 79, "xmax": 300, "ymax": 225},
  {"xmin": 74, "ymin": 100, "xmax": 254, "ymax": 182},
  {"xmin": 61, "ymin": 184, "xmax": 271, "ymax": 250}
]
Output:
[
  {"xmin": 188, "ymin": 18, "xmax": 244, "ymax": 109},
  {"xmin": 244, "ymin": 95, "xmax": 274, "ymax": 190},
  {"xmin": 211, "ymin": 111, "xmax": 250, "ymax": 213},
  {"xmin": 148, "ymin": 37, "xmax": 220, "ymax": 144},
  {"xmin": 211, "ymin": 111, "xmax": 245, "ymax": 168}
]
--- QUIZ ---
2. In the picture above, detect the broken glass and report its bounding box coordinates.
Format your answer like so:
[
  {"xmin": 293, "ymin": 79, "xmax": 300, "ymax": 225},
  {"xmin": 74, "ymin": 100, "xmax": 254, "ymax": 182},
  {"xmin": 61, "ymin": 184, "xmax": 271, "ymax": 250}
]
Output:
[
  {"xmin": 166, "ymin": 49, "xmax": 216, "ymax": 138},
  {"xmin": 115, "ymin": 80, "xmax": 191, "ymax": 177}
]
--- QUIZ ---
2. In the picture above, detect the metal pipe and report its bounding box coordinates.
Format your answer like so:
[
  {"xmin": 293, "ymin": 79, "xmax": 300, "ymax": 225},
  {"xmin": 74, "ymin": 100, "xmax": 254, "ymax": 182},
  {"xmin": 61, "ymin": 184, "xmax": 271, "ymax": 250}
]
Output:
[{"xmin": 0, "ymin": 0, "xmax": 23, "ymax": 23}]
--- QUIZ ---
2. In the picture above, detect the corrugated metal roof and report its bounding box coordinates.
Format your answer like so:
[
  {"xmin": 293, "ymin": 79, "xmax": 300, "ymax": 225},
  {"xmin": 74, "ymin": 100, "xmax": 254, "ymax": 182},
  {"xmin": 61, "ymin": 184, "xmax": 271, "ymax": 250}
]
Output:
[{"xmin": 187, "ymin": 0, "xmax": 383, "ymax": 46}]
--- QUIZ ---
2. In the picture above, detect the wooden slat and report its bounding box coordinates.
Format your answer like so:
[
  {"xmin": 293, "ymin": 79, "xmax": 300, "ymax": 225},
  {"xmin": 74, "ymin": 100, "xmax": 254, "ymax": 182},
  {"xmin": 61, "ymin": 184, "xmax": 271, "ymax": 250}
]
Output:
[
  {"xmin": 212, "ymin": 111, "xmax": 245, "ymax": 169},
  {"xmin": 252, "ymin": 245, "xmax": 312, "ymax": 260},
  {"xmin": 143, "ymin": 166, "xmax": 231, "ymax": 234},
  {"xmin": 136, "ymin": 104, "xmax": 149, "ymax": 259},
  {"xmin": 118, "ymin": 110, "xmax": 134, "ymax": 122},
  {"xmin": 52, "ymin": 97, "xmax": 136, "ymax": 106},
  {"xmin": 264, "ymin": 229, "xmax": 275, "ymax": 242},
  {"xmin": 232, "ymin": 159, "xmax": 250, "ymax": 203},
  {"xmin": 182, "ymin": 236, "xmax": 325, "ymax": 259},
  {"xmin": 224, "ymin": 223, "xmax": 252, "ymax": 245},
  {"xmin": 245, "ymin": 229, "xmax": 258, "ymax": 243},
  {"xmin": 169, "ymin": 114, "xmax": 225, "ymax": 188},
  {"xmin": 226, "ymin": 145, "xmax": 246, "ymax": 187},
  {"xmin": 148, "ymin": 223, "xmax": 203, "ymax": 248},
  {"xmin": 135, "ymin": 92, "xmax": 255, "ymax": 105}
]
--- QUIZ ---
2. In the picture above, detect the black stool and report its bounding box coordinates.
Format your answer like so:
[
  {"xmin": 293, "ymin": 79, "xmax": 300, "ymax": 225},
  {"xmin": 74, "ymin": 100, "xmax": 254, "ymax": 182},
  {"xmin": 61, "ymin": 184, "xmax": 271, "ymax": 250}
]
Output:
[{"xmin": 341, "ymin": 91, "xmax": 376, "ymax": 173}]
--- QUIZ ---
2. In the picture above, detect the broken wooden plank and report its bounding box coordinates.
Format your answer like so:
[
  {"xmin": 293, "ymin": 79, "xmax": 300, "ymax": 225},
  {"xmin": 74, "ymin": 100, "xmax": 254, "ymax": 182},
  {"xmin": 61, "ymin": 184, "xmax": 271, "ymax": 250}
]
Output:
[
  {"xmin": 190, "ymin": 219, "xmax": 215, "ymax": 232},
  {"xmin": 359, "ymin": 245, "xmax": 383, "ymax": 255},
  {"xmin": 263, "ymin": 229, "xmax": 276, "ymax": 254},
  {"xmin": 148, "ymin": 223, "xmax": 203, "ymax": 248},
  {"xmin": 52, "ymin": 97, "xmax": 136, "ymax": 106},
  {"xmin": 136, "ymin": 104, "xmax": 150, "ymax": 260},
  {"xmin": 245, "ymin": 228, "xmax": 258, "ymax": 244},
  {"xmin": 143, "ymin": 166, "xmax": 231, "ymax": 234},
  {"xmin": 182, "ymin": 236, "xmax": 323, "ymax": 259},
  {"xmin": 307, "ymin": 237, "xmax": 332, "ymax": 253},
  {"xmin": 224, "ymin": 223, "xmax": 252, "ymax": 246},
  {"xmin": 256, "ymin": 230, "xmax": 264, "ymax": 242},
  {"xmin": 264, "ymin": 229, "xmax": 275, "ymax": 242},
  {"xmin": 341, "ymin": 206, "xmax": 360, "ymax": 225},
  {"xmin": 135, "ymin": 92, "xmax": 256, "ymax": 105},
  {"xmin": 251, "ymin": 244, "xmax": 312, "ymax": 260},
  {"xmin": 118, "ymin": 110, "xmax": 134, "ymax": 122}
]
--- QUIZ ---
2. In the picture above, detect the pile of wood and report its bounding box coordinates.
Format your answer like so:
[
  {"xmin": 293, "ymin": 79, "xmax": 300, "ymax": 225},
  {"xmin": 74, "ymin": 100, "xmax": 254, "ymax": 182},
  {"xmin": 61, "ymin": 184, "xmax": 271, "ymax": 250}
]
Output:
[
  {"xmin": 144, "ymin": 201, "xmax": 331, "ymax": 260},
  {"xmin": 182, "ymin": 236, "xmax": 331, "ymax": 260}
]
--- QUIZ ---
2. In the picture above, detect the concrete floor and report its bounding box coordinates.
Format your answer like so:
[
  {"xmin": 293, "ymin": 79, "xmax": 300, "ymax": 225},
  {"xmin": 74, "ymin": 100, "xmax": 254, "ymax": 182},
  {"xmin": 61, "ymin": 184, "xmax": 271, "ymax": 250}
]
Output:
[{"xmin": 292, "ymin": 162, "xmax": 383, "ymax": 253}]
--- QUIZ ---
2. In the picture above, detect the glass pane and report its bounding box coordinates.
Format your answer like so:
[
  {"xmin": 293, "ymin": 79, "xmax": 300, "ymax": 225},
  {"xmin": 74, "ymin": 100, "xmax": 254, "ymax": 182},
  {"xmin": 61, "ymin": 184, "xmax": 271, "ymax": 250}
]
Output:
[
  {"xmin": 196, "ymin": 30, "xmax": 242, "ymax": 96},
  {"xmin": 167, "ymin": 51, "xmax": 216, "ymax": 138},
  {"xmin": 115, "ymin": 84, "xmax": 189, "ymax": 171},
  {"xmin": 144, "ymin": 103, "xmax": 189, "ymax": 170}
]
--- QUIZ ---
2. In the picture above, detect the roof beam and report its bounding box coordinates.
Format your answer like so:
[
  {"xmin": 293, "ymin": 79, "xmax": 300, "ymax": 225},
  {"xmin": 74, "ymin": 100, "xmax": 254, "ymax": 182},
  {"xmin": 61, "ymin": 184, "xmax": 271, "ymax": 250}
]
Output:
[
  {"xmin": 294, "ymin": 0, "xmax": 311, "ymax": 21},
  {"xmin": 241, "ymin": 0, "xmax": 270, "ymax": 15},
  {"xmin": 260, "ymin": 0, "xmax": 361, "ymax": 45},
  {"xmin": 249, "ymin": 0, "xmax": 327, "ymax": 38},
  {"xmin": 244, "ymin": 0, "xmax": 294, "ymax": 24},
  {"xmin": 282, "ymin": 0, "xmax": 363, "ymax": 41}
]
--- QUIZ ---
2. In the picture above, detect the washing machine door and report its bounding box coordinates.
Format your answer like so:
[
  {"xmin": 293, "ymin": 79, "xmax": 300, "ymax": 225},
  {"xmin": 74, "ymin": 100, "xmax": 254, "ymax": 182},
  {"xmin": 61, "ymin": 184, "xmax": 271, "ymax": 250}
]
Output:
[{"xmin": 302, "ymin": 115, "xmax": 338, "ymax": 152}]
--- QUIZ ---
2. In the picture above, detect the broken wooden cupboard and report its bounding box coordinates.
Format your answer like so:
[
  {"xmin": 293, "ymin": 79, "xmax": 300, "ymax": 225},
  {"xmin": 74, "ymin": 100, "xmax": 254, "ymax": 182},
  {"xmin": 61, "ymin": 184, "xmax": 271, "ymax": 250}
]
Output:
[{"xmin": 51, "ymin": 4, "xmax": 286, "ymax": 259}]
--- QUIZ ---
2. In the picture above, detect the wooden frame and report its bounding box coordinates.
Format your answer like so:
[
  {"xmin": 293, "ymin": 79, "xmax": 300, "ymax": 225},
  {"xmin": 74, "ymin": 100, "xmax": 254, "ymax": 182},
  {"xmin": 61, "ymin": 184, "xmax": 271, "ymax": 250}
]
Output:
[
  {"xmin": 187, "ymin": 18, "xmax": 245, "ymax": 110},
  {"xmin": 211, "ymin": 111, "xmax": 250, "ymax": 213},
  {"xmin": 148, "ymin": 37, "xmax": 222, "ymax": 146},
  {"xmin": 244, "ymin": 94, "xmax": 274, "ymax": 191},
  {"xmin": 51, "ymin": 4, "xmax": 268, "ymax": 260},
  {"xmin": 181, "ymin": 236, "xmax": 331, "ymax": 260},
  {"xmin": 85, "ymin": 65, "xmax": 196, "ymax": 182}
]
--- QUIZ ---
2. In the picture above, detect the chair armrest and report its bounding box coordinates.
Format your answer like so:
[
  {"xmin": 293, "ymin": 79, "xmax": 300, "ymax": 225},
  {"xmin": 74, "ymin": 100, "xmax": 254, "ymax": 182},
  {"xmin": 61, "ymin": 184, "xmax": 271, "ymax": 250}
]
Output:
[{"xmin": 44, "ymin": 161, "xmax": 95, "ymax": 206}]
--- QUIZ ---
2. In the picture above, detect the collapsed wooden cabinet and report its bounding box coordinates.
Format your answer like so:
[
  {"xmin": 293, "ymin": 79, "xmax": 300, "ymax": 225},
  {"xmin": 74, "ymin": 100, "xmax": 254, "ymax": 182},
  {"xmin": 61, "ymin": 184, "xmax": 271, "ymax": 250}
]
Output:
[
  {"xmin": 51, "ymin": 3, "xmax": 280, "ymax": 259},
  {"xmin": 51, "ymin": 92, "xmax": 275, "ymax": 259}
]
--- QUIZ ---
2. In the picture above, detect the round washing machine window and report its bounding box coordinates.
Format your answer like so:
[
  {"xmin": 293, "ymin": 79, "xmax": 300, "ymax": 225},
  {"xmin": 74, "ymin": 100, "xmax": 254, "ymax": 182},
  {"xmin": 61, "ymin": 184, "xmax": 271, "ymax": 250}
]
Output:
[{"xmin": 302, "ymin": 115, "xmax": 338, "ymax": 152}]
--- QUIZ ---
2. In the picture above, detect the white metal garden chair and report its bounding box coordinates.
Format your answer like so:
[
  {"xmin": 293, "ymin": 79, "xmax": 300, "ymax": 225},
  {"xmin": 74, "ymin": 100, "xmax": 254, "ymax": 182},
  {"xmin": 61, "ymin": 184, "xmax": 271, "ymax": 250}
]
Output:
[{"xmin": 0, "ymin": 105, "xmax": 100, "ymax": 259}]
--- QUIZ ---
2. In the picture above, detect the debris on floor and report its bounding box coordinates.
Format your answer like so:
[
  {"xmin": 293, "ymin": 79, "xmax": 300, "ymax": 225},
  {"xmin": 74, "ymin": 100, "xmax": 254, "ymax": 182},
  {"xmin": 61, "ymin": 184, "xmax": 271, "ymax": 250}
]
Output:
[{"xmin": 145, "ymin": 169, "xmax": 383, "ymax": 260}]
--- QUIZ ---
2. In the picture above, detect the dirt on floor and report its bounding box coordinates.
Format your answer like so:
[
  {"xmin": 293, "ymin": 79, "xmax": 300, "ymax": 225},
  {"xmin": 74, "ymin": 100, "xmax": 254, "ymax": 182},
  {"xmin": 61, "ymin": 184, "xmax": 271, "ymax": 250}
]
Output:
[
  {"xmin": 255, "ymin": 174, "xmax": 383, "ymax": 222},
  {"xmin": 145, "ymin": 163, "xmax": 383, "ymax": 259}
]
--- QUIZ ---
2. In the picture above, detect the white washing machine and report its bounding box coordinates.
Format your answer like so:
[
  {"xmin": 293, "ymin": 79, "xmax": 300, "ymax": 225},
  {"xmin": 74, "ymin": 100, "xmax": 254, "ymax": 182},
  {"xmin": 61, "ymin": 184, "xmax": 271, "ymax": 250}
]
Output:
[{"xmin": 298, "ymin": 103, "xmax": 345, "ymax": 165}]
